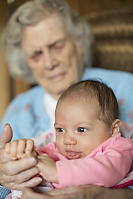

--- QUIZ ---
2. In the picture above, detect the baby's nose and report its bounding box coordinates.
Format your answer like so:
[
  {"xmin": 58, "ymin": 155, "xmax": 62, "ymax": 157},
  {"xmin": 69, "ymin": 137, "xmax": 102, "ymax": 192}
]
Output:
[{"xmin": 63, "ymin": 133, "xmax": 77, "ymax": 145}]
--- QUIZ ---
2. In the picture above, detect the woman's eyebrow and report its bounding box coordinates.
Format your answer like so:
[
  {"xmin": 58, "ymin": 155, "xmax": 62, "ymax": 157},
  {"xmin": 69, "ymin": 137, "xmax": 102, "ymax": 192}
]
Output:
[
  {"xmin": 49, "ymin": 37, "xmax": 67, "ymax": 48},
  {"xmin": 30, "ymin": 50, "xmax": 43, "ymax": 57}
]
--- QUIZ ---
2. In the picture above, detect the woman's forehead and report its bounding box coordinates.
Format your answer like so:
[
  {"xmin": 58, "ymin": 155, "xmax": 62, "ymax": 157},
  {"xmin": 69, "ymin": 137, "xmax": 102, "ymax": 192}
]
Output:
[{"xmin": 21, "ymin": 15, "xmax": 68, "ymax": 50}]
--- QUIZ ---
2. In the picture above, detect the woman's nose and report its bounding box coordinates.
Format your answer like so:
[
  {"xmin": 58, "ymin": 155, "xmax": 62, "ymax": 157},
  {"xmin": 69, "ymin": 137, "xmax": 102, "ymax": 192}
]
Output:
[
  {"xmin": 63, "ymin": 133, "xmax": 77, "ymax": 145},
  {"xmin": 43, "ymin": 49, "xmax": 58, "ymax": 70},
  {"xmin": 43, "ymin": 49, "xmax": 52, "ymax": 70}
]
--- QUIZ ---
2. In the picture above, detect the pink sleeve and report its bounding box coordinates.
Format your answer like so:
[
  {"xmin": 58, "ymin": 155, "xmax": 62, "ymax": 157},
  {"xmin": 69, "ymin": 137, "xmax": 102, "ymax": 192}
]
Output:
[{"xmin": 54, "ymin": 138, "xmax": 133, "ymax": 188}]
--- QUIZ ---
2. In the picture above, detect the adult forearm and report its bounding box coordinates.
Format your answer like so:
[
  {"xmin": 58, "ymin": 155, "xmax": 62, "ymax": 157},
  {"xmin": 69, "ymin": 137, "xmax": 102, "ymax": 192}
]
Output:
[
  {"xmin": 97, "ymin": 188, "xmax": 133, "ymax": 199},
  {"xmin": 72, "ymin": 186, "xmax": 133, "ymax": 199},
  {"xmin": 22, "ymin": 186, "xmax": 133, "ymax": 199}
]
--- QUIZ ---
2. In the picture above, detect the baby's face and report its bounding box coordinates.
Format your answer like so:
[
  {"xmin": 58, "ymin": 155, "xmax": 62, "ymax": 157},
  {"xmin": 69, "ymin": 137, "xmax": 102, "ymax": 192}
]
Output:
[{"xmin": 55, "ymin": 97, "xmax": 112, "ymax": 159}]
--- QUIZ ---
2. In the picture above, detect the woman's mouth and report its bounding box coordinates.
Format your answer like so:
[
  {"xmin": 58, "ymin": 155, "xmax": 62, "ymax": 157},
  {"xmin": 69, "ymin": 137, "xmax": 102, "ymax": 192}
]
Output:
[
  {"xmin": 65, "ymin": 151, "xmax": 82, "ymax": 159},
  {"xmin": 48, "ymin": 72, "xmax": 66, "ymax": 81}
]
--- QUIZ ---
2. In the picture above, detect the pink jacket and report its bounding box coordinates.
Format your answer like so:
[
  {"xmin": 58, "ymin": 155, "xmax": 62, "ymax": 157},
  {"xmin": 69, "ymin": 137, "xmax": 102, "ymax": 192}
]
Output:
[{"xmin": 37, "ymin": 133, "xmax": 133, "ymax": 188}]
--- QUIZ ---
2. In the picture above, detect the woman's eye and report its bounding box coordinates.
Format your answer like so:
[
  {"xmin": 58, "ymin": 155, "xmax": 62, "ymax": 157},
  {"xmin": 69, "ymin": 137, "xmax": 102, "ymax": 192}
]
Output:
[
  {"xmin": 53, "ymin": 40, "xmax": 65, "ymax": 50},
  {"xmin": 56, "ymin": 128, "xmax": 64, "ymax": 133},
  {"xmin": 55, "ymin": 43, "xmax": 63, "ymax": 49},
  {"xmin": 77, "ymin": 127, "xmax": 87, "ymax": 133},
  {"xmin": 30, "ymin": 50, "xmax": 43, "ymax": 60},
  {"xmin": 31, "ymin": 55, "xmax": 38, "ymax": 60}
]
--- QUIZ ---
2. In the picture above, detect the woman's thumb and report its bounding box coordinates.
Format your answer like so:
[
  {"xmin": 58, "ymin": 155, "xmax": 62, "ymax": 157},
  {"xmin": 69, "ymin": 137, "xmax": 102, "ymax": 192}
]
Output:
[{"xmin": 0, "ymin": 123, "xmax": 13, "ymax": 147}]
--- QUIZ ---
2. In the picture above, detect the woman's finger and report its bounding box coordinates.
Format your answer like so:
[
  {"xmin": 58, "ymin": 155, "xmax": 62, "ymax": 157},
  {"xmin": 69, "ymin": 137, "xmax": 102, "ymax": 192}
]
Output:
[
  {"xmin": 15, "ymin": 176, "xmax": 42, "ymax": 190},
  {"xmin": 1, "ymin": 157, "xmax": 37, "ymax": 175},
  {"xmin": 0, "ymin": 166, "xmax": 41, "ymax": 190},
  {"xmin": 0, "ymin": 124, "xmax": 13, "ymax": 149}
]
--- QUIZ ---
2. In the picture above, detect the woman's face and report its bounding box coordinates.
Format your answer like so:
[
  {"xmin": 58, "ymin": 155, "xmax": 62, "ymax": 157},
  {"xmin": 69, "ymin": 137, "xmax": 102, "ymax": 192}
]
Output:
[{"xmin": 22, "ymin": 14, "xmax": 84, "ymax": 99}]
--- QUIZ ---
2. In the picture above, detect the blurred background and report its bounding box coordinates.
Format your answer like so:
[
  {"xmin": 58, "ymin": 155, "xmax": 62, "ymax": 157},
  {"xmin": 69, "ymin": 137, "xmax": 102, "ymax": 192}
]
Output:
[{"xmin": 0, "ymin": 0, "xmax": 133, "ymax": 120}]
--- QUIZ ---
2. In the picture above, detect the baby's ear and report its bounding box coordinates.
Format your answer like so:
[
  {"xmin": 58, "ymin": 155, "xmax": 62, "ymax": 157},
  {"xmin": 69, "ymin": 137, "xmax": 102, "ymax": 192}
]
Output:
[{"xmin": 111, "ymin": 119, "xmax": 121, "ymax": 136}]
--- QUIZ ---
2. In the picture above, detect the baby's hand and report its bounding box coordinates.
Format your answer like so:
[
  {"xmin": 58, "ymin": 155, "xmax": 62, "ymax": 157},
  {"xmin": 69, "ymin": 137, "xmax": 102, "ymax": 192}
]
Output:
[
  {"xmin": 4, "ymin": 139, "xmax": 35, "ymax": 160},
  {"xmin": 37, "ymin": 154, "xmax": 58, "ymax": 183}
]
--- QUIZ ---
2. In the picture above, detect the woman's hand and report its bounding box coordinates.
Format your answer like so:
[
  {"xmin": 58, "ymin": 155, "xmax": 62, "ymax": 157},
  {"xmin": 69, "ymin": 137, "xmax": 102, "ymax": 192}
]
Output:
[{"xmin": 0, "ymin": 124, "xmax": 42, "ymax": 190}]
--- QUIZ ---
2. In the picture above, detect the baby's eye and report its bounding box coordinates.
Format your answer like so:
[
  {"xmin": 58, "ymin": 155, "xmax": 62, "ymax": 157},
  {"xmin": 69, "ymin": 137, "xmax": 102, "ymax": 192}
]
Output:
[
  {"xmin": 56, "ymin": 128, "xmax": 64, "ymax": 133},
  {"xmin": 77, "ymin": 127, "xmax": 87, "ymax": 133}
]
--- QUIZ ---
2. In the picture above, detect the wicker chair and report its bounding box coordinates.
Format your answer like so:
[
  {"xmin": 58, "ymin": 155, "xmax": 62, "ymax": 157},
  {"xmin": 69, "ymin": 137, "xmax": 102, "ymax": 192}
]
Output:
[{"xmin": 87, "ymin": 6, "xmax": 133, "ymax": 73}]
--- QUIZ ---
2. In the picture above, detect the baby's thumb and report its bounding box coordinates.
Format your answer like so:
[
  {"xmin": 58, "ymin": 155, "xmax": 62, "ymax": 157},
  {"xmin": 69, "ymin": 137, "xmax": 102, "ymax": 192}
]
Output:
[{"xmin": 0, "ymin": 123, "xmax": 13, "ymax": 148}]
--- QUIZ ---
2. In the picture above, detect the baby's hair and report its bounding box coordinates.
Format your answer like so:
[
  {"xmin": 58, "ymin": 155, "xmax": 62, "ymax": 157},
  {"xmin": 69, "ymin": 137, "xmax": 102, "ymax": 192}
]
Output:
[{"xmin": 57, "ymin": 80, "xmax": 119, "ymax": 126}]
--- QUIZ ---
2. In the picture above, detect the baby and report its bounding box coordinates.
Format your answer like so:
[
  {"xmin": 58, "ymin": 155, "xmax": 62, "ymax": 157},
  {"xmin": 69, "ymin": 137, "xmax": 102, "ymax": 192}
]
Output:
[{"xmin": 4, "ymin": 80, "xmax": 133, "ymax": 198}]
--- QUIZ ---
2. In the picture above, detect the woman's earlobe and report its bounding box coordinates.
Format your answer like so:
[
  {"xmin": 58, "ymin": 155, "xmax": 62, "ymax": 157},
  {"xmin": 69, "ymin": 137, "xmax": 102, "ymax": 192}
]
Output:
[{"xmin": 111, "ymin": 119, "xmax": 121, "ymax": 136}]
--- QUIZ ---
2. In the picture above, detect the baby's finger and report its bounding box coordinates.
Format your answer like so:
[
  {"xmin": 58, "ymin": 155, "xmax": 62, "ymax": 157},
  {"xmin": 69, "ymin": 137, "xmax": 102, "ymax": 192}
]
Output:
[
  {"xmin": 5, "ymin": 142, "xmax": 11, "ymax": 154},
  {"xmin": 17, "ymin": 139, "xmax": 27, "ymax": 158},
  {"xmin": 10, "ymin": 140, "xmax": 18, "ymax": 158},
  {"xmin": 25, "ymin": 139, "xmax": 34, "ymax": 154}
]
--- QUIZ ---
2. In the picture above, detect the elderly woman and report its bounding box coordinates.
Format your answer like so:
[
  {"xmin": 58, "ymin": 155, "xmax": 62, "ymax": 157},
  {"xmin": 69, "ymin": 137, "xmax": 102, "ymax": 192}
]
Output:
[{"xmin": 0, "ymin": 0, "xmax": 133, "ymax": 198}]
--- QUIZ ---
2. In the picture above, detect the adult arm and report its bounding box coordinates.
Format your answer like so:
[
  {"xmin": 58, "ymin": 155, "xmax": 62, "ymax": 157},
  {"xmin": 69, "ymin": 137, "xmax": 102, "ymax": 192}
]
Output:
[
  {"xmin": 0, "ymin": 124, "xmax": 42, "ymax": 190},
  {"xmin": 22, "ymin": 185, "xmax": 133, "ymax": 199}
]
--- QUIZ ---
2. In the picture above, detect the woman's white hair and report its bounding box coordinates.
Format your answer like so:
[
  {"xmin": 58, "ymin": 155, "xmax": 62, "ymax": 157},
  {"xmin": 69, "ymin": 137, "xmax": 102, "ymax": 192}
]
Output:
[{"xmin": 3, "ymin": 0, "xmax": 93, "ymax": 83}]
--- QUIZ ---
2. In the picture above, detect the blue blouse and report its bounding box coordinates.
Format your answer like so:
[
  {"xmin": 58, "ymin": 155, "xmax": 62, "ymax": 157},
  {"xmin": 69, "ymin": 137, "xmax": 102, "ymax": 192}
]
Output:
[{"xmin": 1, "ymin": 67, "xmax": 133, "ymax": 140}]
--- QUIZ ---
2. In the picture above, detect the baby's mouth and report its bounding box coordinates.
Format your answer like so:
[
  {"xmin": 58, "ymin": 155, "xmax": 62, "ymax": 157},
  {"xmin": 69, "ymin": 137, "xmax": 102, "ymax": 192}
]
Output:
[{"xmin": 65, "ymin": 151, "xmax": 82, "ymax": 159}]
